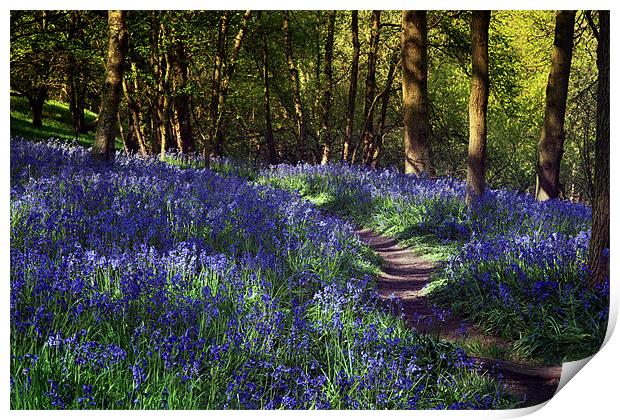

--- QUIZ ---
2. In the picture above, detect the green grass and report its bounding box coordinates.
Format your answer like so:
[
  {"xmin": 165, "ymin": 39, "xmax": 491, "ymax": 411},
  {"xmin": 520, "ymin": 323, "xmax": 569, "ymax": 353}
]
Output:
[{"xmin": 10, "ymin": 95, "xmax": 122, "ymax": 150}]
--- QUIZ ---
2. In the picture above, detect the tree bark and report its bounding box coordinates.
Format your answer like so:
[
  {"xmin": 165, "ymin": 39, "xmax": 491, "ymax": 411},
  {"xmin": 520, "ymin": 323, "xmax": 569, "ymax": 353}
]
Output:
[
  {"xmin": 368, "ymin": 49, "xmax": 399, "ymax": 168},
  {"xmin": 118, "ymin": 111, "xmax": 138, "ymax": 154},
  {"xmin": 205, "ymin": 11, "xmax": 230, "ymax": 163},
  {"xmin": 402, "ymin": 10, "xmax": 434, "ymax": 176},
  {"xmin": 148, "ymin": 13, "xmax": 162, "ymax": 154},
  {"xmin": 342, "ymin": 11, "xmax": 360, "ymax": 163},
  {"xmin": 122, "ymin": 62, "xmax": 149, "ymax": 156},
  {"xmin": 149, "ymin": 15, "xmax": 174, "ymax": 157},
  {"xmin": 282, "ymin": 10, "xmax": 309, "ymax": 162},
  {"xmin": 354, "ymin": 10, "xmax": 381, "ymax": 164},
  {"xmin": 27, "ymin": 86, "xmax": 46, "ymax": 128},
  {"xmin": 587, "ymin": 10, "xmax": 609, "ymax": 287},
  {"xmin": 535, "ymin": 11, "xmax": 576, "ymax": 201},
  {"xmin": 320, "ymin": 11, "xmax": 336, "ymax": 165},
  {"xmin": 158, "ymin": 37, "xmax": 174, "ymax": 158},
  {"xmin": 67, "ymin": 10, "xmax": 87, "ymax": 134},
  {"xmin": 93, "ymin": 10, "xmax": 128, "ymax": 162},
  {"xmin": 212, "ymin": 10, "xmax": 252, "ymax": 158},
  {"xmin": 466, "ymin": 11, "xmax": 491, "ymax": 206},
  {"xmin": 169, "ymin": 36, "xmax": 195, "ymax": 154},
  {"xmin": 260, "ymin": 13, "xmax": 278, "ymax": 164}
]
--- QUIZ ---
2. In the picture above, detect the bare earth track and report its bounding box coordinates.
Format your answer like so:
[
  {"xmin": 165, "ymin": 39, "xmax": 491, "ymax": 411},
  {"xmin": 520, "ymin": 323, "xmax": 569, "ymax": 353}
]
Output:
[{"xmin": 355, "ymin": 228, "xmax": 562, "ymax": 407}]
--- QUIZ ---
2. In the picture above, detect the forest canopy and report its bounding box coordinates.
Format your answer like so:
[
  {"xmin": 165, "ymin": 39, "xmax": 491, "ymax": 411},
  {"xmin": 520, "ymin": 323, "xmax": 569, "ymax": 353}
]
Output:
[{"xmin": 10, "ymin": 10, "xmax": 601, "ymax": 201}]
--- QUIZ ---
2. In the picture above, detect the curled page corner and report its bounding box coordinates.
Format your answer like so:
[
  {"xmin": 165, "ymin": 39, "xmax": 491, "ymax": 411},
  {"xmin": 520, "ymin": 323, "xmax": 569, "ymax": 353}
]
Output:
[
  {"xmin": 555, "ymin": 355, "xmax": 594, "ymax": 395},
  {"xmin": 501, "ymin": 400, "xmax": 552, "ymax": 418}
]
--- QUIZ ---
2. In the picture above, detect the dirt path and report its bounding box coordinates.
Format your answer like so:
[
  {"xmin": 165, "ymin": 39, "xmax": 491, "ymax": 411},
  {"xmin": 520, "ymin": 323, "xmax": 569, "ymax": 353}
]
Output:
[{"xmin": 355, "ymin": 228, "xmax": 562, "ymax": 407}]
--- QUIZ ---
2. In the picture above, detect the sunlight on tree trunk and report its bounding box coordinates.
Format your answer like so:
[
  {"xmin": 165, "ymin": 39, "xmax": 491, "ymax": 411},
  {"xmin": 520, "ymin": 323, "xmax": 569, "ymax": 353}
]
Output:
[
  {"xmin": 342, "ymin": 11, "xmax": 360, "ymax": 163},
  {"xmin": 320, "ymin": 11, "xmax": 336, "ymax": 165},
  {"xmin": 213, "ymin": 10, "xmax": 252, "ymax": 158},
  {"xmin": 535, "ymin": 11, "xmax": 575, "ymax": 201},
  {"xmin": 402, "ymin": 11, "xmax": 434, "ymax": 176},
  {"xmin": 354, "ymin": 10, "xmax": 381, "ymax": 165},
  {"xmin": 93, "ymin": 10, "xmax": 128, "ymax": 162},
  {"xmin": 466, "ymin": 11, "xmax": 491, "ymax": 206},
  {"xmin": 282, "ymin": 10, "xmax": 309, "ymax": 163}
]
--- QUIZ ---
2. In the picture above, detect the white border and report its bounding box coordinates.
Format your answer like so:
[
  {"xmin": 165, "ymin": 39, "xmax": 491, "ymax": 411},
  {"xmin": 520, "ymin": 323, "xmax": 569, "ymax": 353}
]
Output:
[{"xmin": 3, "ymin": 2, "xmax": 618, "ymax": 418}]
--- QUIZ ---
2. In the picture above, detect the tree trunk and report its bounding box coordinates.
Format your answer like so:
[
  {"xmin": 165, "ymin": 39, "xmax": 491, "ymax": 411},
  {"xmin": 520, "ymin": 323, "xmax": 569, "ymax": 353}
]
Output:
[
  {"xmin": 535, "ymin": 11, "xmax": 576, "ymax": 201},
  {"xmin": 170, "ymin": 37, "xmax": 195, "ymax": 154},
  {"xmin": 28, "ymin": 87, "xmax": 46, "ymax": 128},
  {"xmin": 368, "ymin": 49, "xmax": 399, "ymax": 168},
  {"xmin": 354, "ymin": 10, "xmax": 381, "ymax": 164},
  {"xmin": 93, "ymin": 10, "xmax": 128, "ymax": 162},
  {"xmin": 67, "ymin": 10, "xmax": 87, "ymax": 134},
  {"xmin": 122, "ymin": 62, "xmax": 149, "ymax": 156},
  {"xmin": 161, "ymin": 24, "xmax": 178, "ymax": 158},
  {"xmin": 261, "ymin": 13, "xmax": 278, "ymax": 164},
  {"xmin": 587, "ymin": 10, "xmax": 609, "ymax": 287},
  {"xmin": 320, "ymin": 11, "xmax": 336, "ymax": 165},
  {"xmin": 402, "ymin": 11, "xmax": 434, "ymax": 176},
  {"xmin": 158, "ymin": 44, "xmax": 173, "ymax": 158},
  {"xmin": 149, "ymin": 16, "xmax": 174, "ymax": 157},
  {"xmin": 342, "ymin": 11, "xmax": 360, "ymax": 163},
  {"xmin": 205, "ymin": 11, "xmax": 230, "ymax": 163},
  {"xmin": 212, "ymin": 10, "xmax": 252, "ymax": 158},
  {"xmin": 282, "ymin": 10, "xmax": 309, "ymax": 162},
  {"xmin": 118, "ymin": 111, "xmax": 138, "ymax": 154},
  {"xmin": 466, "ymin": 11, "xmax": 491, "ymax": 206}
]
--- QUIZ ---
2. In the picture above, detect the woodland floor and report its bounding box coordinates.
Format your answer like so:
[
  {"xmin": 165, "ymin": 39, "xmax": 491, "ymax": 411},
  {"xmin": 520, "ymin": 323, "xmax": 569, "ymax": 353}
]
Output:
[{"xmin": 355, "ymin": 228, "xmax": 562, "ymax": 408}]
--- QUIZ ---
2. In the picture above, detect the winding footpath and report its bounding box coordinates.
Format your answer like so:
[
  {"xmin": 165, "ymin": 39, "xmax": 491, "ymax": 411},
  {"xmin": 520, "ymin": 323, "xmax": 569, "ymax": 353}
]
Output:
[{"xmin": 355, "ymin": 228, "xmax": 562, "ymax": 407}]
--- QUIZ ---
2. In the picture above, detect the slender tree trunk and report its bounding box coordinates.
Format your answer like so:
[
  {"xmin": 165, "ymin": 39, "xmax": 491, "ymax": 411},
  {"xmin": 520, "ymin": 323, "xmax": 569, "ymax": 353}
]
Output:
[
  {"xmin": 28, "ymin": 87, "xmax": 46, "ymax": 128},
  {"xmin": 158, "ymin": 44, "xmax": 173, "ymax": 158},
  {"xmin": 148, "ymin": 13, "xmax": 162, "ymax": 154},
  {"xmin": 313, "ymin": 11, "xmax": 322, "ymax": 153},
  {"xmin": 205, "ymin": 11, "xmax": 230, "ymax": 163},
  {"xmin": 150, "ymin": 113, "xmax": 161, "ymax": 154},
  {"xmin": 587, "ymin": 10, "xmax": 609, "ymax": 287},
  {"xmin": 368, "ymin": 49, "xmax": 399, "ymax": 168},
  {"xmin": 354, "ymin": 10, "xmax": 381, "ymax": 164},
  {"xmin": 170, "ymin": 37, "xmax": 194, "ymax": 154},
  {"xmin": 118, "ymin": 111, "xmax": 138, "ymax": 154},
  {"xmin": 213, "ymin": 10, "xmax": 252, "ymax": 158},
  {"xmin": 402, "ymin": 11, "xmax": 434, "ymax": 176},
  {"xmin": 535, "ymin": 11, "xmax": 576, "ymax": 201},
  {"xmin": 93, "ymin": 10, "xmax": 128, "ymax": 162},
  {"xmin": 342, "ymin": 11, "xmax": 360, "ymax": 163},
  {"xmin": 282, "ymin": 10, "xmax": 308, "ymax": 162},
  {"xmin": 261, "ymin": 13, "xmax": 278, "ymax": 164},
  {"xmin": 320, "ymin": 11, "xmax": 336, "ymax": 165},
  {"xmin": 466, "ymin": 11, "xmax": 491, "ymax": 206},
  {"xmin": 68, "ymin": 10, "xmax": 87, "ymax": 134},
  {"xmin": 122, "ymin": 62, "xmax": 149, "ymax": 156}
]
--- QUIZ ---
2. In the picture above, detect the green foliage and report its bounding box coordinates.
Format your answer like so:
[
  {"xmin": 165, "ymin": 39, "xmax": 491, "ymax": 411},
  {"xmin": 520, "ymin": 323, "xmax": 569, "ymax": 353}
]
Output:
[
  {"xmin": 10, "ymin": 10, "xmax": 599, "ymax": 201},
  {"xmin": 11, "ymin": 96, "xmax": 94, "ymax": 145},
  {"xmin": 9, "ymin": 96, "xmax": 126, "ymax": 150}
]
